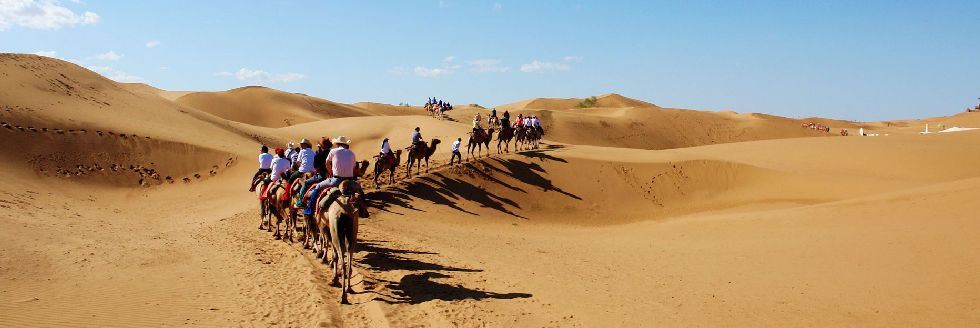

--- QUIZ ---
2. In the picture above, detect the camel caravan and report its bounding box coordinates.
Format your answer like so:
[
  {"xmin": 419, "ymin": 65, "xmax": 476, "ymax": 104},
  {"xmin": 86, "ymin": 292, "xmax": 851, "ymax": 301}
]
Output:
[
  {"xmin": 424, "ymin": 97, "xmax": 453, "ymax": 119},
  {"xmin": 801, "ymin": 122, "xmax": 831, "ymax": 132},
  {"xmin": 244, "ymin": 104, "xmax": 547, "ymax": 304}
]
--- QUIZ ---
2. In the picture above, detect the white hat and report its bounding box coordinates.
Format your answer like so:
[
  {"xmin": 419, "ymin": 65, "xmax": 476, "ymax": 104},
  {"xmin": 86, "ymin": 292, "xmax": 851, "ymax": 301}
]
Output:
[
  {"xmin": 332, "ymin": 136, "xmax": 352, "ymax": 145},
  {"xmin": 300, "ymin": 138, "xmax": 310, "ymax": 145}
]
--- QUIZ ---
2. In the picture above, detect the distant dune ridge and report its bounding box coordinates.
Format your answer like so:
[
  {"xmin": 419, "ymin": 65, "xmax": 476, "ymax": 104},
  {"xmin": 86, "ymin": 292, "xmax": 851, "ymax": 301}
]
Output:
[
  {"xmin": 174, "ymin": 86, "xmax": 374, "ymax": 128},
  {"xmin": 2, "ymin": 53, "xmax": 980, "ymax": 327}
]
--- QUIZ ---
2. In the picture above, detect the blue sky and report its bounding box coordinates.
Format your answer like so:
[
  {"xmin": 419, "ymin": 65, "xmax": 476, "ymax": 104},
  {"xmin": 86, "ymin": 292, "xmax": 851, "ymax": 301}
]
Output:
[{"xmin": 2, "ymin": 0, "xmax": 979, "ymax": 121}]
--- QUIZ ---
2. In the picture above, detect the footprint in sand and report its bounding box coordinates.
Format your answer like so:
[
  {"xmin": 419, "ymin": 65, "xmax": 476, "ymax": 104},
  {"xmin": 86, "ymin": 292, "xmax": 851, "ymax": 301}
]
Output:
[
  {"xmin": 183, "ymin": 177, "xmax": 191, "ymax": 183},
  {"xmin": 193, "ymin": 173, "xmax": 201, "ymax": 179}
]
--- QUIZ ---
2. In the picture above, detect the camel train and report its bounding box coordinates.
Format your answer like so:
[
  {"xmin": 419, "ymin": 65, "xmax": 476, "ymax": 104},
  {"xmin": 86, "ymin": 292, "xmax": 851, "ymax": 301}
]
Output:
[{"xmin": 248, "ymin": 103, "xmax": 555, "ymax": 304}]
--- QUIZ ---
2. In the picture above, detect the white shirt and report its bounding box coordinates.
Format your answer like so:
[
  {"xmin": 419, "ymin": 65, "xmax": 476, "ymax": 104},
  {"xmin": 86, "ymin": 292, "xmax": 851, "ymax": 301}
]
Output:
[
  {"xmin": 326, "ymin": 147, "xmax": 356, "ymax": 178},
  {"xmin": 284, "ymin": 148, "xmax": 294, "ymax": 160},
  {"xmin": 289, "ymin": 151, "xmax": 299, "ymax": 163},
  {"xmin": 452, "ymin": 140, "xmax": 461, "ymax": 152},
  {"xmin": 533, "ymin": 118, "xmax": 541, "ymax": 127},
  {"xmin": 258, "ymin": 153, "xmax": 274, "ymax": 169},
  {"xmin": 270, "ymin": 157, "xmax": 291, "ymax": 181},
  {"xmin": 381, "ymin": 140, "xmax": 391, "ymax": 154},
  {"xmin": 297, "ymin": 148, "xmax": 316, "ymax": 173}
]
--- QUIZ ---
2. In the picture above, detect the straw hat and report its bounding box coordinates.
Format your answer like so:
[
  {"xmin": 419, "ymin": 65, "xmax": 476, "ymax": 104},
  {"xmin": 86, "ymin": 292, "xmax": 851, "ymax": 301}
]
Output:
[
  {"xmin": 300, "ymin": 138, "xmax": 310, "ymax": 145},
  {"xmin": 332, "ymin": 136, "xmax": 352, "ymax": 145}
]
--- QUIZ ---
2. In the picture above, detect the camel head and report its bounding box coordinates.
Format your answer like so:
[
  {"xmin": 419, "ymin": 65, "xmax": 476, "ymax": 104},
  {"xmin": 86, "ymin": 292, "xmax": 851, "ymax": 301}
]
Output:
[{"xmin": 355, "ymin": 160, "xmax": 370, "ymax": 178}]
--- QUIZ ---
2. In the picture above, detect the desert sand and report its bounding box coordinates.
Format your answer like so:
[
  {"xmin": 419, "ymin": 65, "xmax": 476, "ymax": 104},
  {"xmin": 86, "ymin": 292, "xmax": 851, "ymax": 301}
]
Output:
[{"xmin": 1, "ymin": 54, "xmax": 978, "ymax": 327}]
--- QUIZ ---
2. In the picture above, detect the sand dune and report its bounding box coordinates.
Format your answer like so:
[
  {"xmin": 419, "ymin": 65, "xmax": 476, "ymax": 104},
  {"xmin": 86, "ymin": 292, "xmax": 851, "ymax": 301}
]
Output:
[
  {"xmin": 2, "ymin": 54, "xmax": 979, "ymax": 327},
  {"xmin": 496, "ymin": 93, "xmax": 657, "ymax": 111},
  {"xmin": 176, "ymin": 86, "xmax": 373, "ymax": 128}
]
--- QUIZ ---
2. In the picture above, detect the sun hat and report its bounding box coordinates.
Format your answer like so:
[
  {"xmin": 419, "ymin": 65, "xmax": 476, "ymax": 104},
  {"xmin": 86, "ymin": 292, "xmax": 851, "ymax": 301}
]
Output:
[
  {"xmin": 332, "ymin": 136, "xmax": 352, "ymax": 145},
  {"xmin": 300, "ymin": 138, "xmax": 310, "ymax": 145}
]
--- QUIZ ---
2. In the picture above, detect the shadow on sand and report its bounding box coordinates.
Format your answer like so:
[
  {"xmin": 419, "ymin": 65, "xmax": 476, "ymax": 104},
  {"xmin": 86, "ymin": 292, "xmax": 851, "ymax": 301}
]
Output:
[
  {"xmin": 365, "ymin": 144, "xmax": 579, "ymax": 219},
  {"xmin": 356, "ymin": 239, "xmax": 531, "ymax": 304}
]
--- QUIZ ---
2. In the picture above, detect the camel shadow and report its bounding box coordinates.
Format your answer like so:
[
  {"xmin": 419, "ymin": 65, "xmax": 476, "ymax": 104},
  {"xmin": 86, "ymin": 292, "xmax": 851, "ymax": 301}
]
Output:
[
  {"xmin": 383, "ymin": 272, "xmax": 532, "ymax": 304},
  {"xmin": 489, "ymin": 158, "xmax": 581, "ymax": 200},
  {"xmin": 359, "ymin": 241, "xmax": 479, "ymax": 273},
  {"xmin": 355, "ymin": 240, "xmax": 530, "ymax": 304},
  {"xmin": 363, "ymin": 143, "xmax": 578, "ymax": 218}
]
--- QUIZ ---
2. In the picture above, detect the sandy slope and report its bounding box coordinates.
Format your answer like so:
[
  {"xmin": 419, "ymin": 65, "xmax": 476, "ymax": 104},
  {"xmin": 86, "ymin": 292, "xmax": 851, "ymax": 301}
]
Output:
[
  {"xmin": 175, "ymin": 86, "xmax": 373, "ymax": 128},
  {"xmin": 2, "ymin": 54, "xmax": 979, "ymax": 327}
]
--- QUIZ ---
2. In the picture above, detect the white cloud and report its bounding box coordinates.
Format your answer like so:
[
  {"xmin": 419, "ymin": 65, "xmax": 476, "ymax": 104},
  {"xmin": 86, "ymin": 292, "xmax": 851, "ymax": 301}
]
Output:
[
  {"xmin": 33, "ymin": 50, "xmax": 56, "ymax": 57},
  {"xmin": 443, "ymin": 55, "xmax": 455, "ymax": 62},
  {"xmin": 414, "ymin": 66, "xmax": 452, "ymax": 78},
  {"xmin": 468, "ymin": 59, "xmax": 509, "ymax": 73},
  {"xmin": 563, "ymin": 55, "xmax": 582, "ymax": 62},
  {"xmin": 520, "ymin": 60, "xmax": 569, "ymax": 73},
  {"xmin": 493, "ymin": 2, "xmax": 502, "ymax": 10},
  {"xmin": 87, "ymin": 65, "xmax": 143, "ymax": 83},
  {"xmin": 145, "ymin": 40, "xmax": 160, "ymax": 48},
  {"xmin": 0, "ymin": 0, "xmax": 99, "ymax": 31},
  {"xmin": 94, "ymin": 50, "xmax": 122, "ymax": 61},
  {"xmin": 215, "ymin": 68, "xmax": 306, "ymax": 84}
]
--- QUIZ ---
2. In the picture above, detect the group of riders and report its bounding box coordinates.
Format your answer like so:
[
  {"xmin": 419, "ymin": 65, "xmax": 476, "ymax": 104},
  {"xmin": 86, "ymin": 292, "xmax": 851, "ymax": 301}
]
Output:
[
  {"xmin": 424, "ymin": 97, "xmax": 453, "ymax": 116},
  {"xmin": 249, "ymin": 107, "xmax": 548, "ymax": 218},
  {"xmin": 245, "ymin": 106, "xmax": 547, "ymax": 303}
]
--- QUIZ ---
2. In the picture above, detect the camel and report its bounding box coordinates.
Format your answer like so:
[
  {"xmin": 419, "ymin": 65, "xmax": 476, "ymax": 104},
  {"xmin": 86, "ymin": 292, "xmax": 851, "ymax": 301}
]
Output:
[
  {"xmin": 289, "ymin": 172, "xmax": 315, "ymax": 247},
  {"xmin": 513, "ymin": 126, "xmax": 527, "ymax": 151},
  {"xmin": 496, "ymin": 127, "xmax": 514, "ymax": 154},
  {"xmin": 405, "ymin": 138, "xmax": 441, "ymax": 176},
  {"xmin": 313, "ymin": 180, "xmax": 362, "ymax": 304},
  {"xmin": 372, "ymin": 149, "xmax": 402, "ymax": 187},
  {"xmin": 266, "ymin": 176, "xmax": 295, "ymax": 241},
  {"xmin": 255, "ymin": 173, "xmax": 272, "ymax": 231},
  {"xmin": 467, "ymin": 128, "xmax": 495, "ymax": 159}
]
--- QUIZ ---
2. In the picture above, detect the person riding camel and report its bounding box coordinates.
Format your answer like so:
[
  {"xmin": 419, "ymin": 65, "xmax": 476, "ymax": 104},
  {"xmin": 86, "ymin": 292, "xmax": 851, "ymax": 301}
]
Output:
[
  {"xmin": 262, "ymin": 147, "xmax": 291, "ymax": 200},
  {"xmin": 501, "ymin": 111, "xmax": 511, "ymax": 133},
  {"xmin": 532, "ymin": 115, "xmax": 544, "ymax": 136},
  {"xmin": 295, "ymin": 138, "xmax": 331, "ymax": 208},
  {"xmin": 284, "ymin": 142, "xmax": 296, "ymax": 163},
  {"xmin": 287, "ymin": 139, "xmax": 316, "ymax": 182},
  {"xmin": 380, "ymin": 137, "xmax": 395, "ymax": 167},
  {"xmin": 473, "ymin": 113, "xmax": 483, "ymax": 137},
  {"xmin": 411, "ymin": 127, "xmax": 424, "ymax": 152},
  {"xmin": 249, "ymin": 145, "xmax": 274, "ymax": 192},
  {"xmin": 304, "ymin": 136, "xmax": 367, "ymax": 218},
  {"xmin": 515, "ymin": 113, "xmax": 525, "ymax": 129}
]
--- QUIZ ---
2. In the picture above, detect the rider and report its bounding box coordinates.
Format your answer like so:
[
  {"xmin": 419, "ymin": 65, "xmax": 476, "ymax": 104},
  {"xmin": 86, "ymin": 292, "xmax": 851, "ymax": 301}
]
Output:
[
  {"xmin": 263, "ymin": 147, "xmax": 291, "ymax": 199},
  {"xmin": 515, "ymin": 113, "xmax": 525, "ymax": 129},
  {"xmin": 501, "ymin": 111, "xmax": 511, "ymax": 133},
  {"xmin": 284, "ymin": 142, "xmax": 295, "ymax": 163},
  {"xmin": 304, "ymin": 136, "xmax": 365, "ymax": 217},
  {"xmin": 295, "ymin": 138, "xmax": 331, "ymax": 208},
  {"xmin": 532, "ymin": 115, "xmax": 544, "ymax": 135},
  {"xmin": 450, "ymin": 137, "xmax": 462, "ymax": 165},
  {"xmin": 380, "ymin": 137, "xmax": 394, "ymax": 167},
  {"xmin": 288, "ymin": 138, "xmax": 316, "ymax": 182},
  {"xmin": 249, "ymin": 145, "xmax": 274, "ymax": 192},
  {"xmin": 411, "ymin": 127, "xmax": 423, "ymax": 151},
  {"xmin": 473, "ymin": 112, "xmax": 483, "ymax": 136}
]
